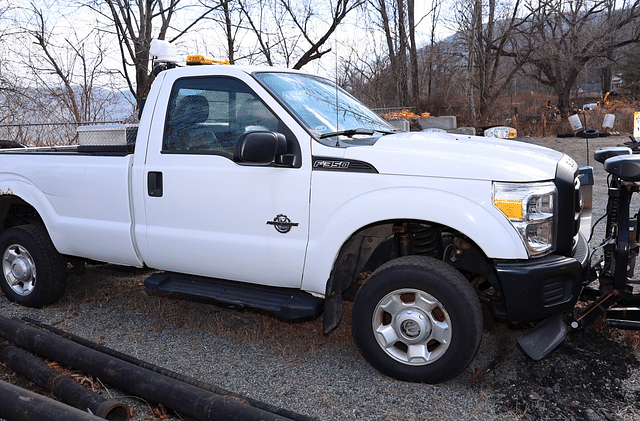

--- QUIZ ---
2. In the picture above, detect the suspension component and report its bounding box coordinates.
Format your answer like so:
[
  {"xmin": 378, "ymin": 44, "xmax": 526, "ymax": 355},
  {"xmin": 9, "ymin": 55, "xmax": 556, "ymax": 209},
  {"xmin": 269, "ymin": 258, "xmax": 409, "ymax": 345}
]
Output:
[{"xmin": 393, "ymin": 223, "xmax": 442, "ymax": 258}]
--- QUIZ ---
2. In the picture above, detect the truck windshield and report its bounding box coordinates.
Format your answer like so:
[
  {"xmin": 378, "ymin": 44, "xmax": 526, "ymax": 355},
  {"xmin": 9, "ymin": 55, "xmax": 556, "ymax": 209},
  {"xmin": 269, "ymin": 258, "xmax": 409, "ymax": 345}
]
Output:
[{"xmin": 254, "ymin": 72, "xmax": 395, "ymax": 142}]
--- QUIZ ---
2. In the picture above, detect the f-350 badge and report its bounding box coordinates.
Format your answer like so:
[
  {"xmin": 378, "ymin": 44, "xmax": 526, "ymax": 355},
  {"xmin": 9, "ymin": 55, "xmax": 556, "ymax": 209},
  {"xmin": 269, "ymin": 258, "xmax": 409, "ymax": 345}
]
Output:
[{"xmin": 267, "ymin": 214, "xmax": 299, "ymax": 234}]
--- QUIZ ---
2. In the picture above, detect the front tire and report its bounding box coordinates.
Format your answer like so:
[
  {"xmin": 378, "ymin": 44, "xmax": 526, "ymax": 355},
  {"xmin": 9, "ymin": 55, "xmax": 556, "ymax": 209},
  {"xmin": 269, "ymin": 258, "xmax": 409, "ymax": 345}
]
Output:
[
  {"xmin": 352, "ymin": 255, "xmax": 482, "ymax": 383},
  {"xmin": 0, "ymin": 225, "xmax": 66, "ymax": 308}
]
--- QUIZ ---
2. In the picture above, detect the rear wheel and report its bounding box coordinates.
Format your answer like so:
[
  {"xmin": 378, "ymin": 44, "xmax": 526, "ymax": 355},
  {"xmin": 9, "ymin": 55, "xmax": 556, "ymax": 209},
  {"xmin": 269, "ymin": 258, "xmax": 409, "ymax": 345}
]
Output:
[
  {"xmin": 0, "ymin": 225, "xmax": 66, "ymax": 308},
  {"xmin": 352, "ymin": 255, "xmax": 482, "ymax": 383}
]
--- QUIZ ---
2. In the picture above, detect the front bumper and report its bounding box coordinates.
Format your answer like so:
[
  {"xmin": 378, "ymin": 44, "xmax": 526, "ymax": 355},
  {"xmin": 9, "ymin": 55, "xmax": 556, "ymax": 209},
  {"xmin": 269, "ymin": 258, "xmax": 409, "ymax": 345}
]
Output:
[{"xmin": 494, "ymin": 233, "xmax": 589, "ymax": 322}]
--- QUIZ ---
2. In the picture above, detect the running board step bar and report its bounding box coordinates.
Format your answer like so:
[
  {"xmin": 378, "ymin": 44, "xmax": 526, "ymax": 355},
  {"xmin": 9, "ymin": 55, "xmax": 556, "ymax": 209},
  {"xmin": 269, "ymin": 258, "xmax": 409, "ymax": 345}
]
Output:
[{"xmin": 145, "ymin": 272, "xmax": 324, "ymax": 320}]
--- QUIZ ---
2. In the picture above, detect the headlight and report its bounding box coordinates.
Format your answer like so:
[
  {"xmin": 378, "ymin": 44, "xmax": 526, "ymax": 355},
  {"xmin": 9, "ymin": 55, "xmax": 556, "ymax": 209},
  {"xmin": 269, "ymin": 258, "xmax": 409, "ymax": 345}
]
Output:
[
  {"xmin": 484, "ymin": 126, "xmax": 517, "ymax": 139},
  {"xmin": 493, "ymin": 181, "xmax": 556, "ymax": 256}
]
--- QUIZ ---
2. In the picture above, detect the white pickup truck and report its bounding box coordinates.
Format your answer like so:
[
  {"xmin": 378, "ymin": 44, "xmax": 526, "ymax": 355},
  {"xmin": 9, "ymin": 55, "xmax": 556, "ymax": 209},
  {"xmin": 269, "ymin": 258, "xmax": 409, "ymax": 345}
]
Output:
[{"xmin": 0, "ymin": 52, "xmax": 589, "ymax": 384}]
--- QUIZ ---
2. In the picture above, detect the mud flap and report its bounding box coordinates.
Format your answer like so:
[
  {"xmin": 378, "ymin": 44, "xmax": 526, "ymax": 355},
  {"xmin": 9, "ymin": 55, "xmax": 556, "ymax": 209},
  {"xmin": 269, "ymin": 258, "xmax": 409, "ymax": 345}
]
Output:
[{"xmin": 517, "ymin": 313, "xmax": 568, "ymax": 360}]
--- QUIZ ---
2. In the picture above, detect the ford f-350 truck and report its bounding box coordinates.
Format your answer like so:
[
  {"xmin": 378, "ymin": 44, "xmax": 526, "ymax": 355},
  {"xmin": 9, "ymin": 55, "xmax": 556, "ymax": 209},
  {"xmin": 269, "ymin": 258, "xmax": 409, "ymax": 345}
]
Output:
[{"xmin": 0, "ymin": 49, "xmax": 598, "ymax": 384}]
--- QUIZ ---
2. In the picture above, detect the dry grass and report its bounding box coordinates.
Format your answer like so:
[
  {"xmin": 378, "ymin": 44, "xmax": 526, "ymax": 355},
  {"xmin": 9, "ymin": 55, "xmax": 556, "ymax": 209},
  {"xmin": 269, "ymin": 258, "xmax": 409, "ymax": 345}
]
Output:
[
  {"xmin": 554, "ymin": 100, "xmax": 636, "ymax": 136},
  {"xmin": 611, "ymin": 329, "xmax": 640, "ymax": 355},
  {"xmin": 45, "ymin": 359, "xmax": 105, "ymax": 392},
  {"xmin": 464, "ymin": 92, "xmax": 640, "ymax": 137},
  {"xmin": 142, "ymin": 294, "xmax": 357, "ymax": 359},
  {"xmin": 64, "ymin": 263, "xmax": 357, "ymax": 361}
]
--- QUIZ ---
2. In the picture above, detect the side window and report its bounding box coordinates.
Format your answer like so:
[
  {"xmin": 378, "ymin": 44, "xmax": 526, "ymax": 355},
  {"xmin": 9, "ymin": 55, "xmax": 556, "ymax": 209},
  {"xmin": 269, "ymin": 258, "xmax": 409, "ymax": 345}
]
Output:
[{"xmin": 162, "ymin": 76, "xmax": 281, "ymax": 157}]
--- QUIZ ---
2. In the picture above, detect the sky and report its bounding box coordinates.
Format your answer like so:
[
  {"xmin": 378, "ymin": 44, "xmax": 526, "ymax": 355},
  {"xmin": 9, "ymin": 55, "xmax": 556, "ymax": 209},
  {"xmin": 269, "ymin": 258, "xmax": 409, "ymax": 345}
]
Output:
[{"xmin": 1, "ymin": 0, "xmax": 457, "ymax": 88}]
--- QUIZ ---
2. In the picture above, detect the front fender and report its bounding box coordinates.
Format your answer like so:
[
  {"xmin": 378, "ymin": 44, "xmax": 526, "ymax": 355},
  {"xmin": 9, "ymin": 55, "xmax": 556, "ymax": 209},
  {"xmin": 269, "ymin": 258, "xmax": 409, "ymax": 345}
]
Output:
[{"xmin": 302, "ymin": 174, "xmax": 525, "ymax": 294}]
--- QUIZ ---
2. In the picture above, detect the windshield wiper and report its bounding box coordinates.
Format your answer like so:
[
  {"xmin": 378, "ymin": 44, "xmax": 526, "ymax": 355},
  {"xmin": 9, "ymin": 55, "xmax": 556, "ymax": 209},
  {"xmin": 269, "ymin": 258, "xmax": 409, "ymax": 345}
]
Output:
[{"xmin": 319, "ymin": 128, "xmax": 394, "ymax": 139}]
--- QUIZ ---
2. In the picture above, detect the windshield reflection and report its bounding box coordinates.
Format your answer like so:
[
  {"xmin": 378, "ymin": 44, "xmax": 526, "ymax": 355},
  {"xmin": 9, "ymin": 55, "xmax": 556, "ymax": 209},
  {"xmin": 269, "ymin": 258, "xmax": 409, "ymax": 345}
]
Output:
[{"xmin": 254, "ymin": 72, "xmax": 394, "ymax": 140}]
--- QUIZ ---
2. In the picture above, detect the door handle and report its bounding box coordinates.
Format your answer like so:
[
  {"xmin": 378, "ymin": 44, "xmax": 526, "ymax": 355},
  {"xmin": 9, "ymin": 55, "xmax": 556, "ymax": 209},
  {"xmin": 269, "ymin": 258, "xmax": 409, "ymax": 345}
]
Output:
[{"xmin": 148, "ymin": 172, "xmax": 163, "ymax": 197}]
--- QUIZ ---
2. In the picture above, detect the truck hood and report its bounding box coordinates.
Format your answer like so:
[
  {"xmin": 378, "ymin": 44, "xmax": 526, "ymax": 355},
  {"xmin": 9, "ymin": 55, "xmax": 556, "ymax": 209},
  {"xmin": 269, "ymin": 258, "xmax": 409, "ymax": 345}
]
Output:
[{"xmin": 342, "ymin": 132, "xmax": 565, "ymax": 182}]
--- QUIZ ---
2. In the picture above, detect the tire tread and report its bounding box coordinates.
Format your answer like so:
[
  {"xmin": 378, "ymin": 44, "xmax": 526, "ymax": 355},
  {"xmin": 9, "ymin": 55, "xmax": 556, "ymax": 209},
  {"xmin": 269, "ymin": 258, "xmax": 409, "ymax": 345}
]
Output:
[
  {"xmin": 352, "ymin": 255, "xmax": 482, "ymax": 383},
  {"xmin": 0, "ymin": 224, "xmax": 66, "ymax": 308}
]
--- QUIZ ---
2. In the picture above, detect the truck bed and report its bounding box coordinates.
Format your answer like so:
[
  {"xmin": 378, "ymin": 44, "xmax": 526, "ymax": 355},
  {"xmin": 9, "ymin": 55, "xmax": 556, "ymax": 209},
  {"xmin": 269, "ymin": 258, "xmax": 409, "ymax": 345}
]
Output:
[{"xmin": 0, "ymin": 149, "xmax": 140, "ymax": 266}]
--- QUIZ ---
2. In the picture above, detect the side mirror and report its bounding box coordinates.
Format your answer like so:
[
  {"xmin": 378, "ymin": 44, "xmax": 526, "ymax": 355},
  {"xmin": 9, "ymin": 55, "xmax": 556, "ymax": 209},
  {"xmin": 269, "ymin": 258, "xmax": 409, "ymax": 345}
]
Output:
[{"xmin": 234, "ymin": 131, "xmax": 287, "ymax": 165}]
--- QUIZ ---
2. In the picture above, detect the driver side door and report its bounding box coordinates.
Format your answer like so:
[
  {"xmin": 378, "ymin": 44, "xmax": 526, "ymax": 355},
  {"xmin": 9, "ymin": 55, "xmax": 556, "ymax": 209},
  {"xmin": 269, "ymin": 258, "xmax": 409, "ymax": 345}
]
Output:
[{"xmin": 140, "ymin": 75, "xmax": 310, "ymax": 288}]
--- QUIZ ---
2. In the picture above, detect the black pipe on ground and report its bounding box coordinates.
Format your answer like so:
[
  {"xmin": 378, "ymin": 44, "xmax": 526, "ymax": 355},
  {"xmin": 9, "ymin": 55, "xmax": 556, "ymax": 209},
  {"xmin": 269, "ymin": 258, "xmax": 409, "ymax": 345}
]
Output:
[
  {"xmin": 0, "ymin": 345, "xmax": 130, "ymax": 421},
  {"xmin": 0, "ymin": 379, "xmax": 108, "ymax": 421},
  {"xmin": 0, "ymin": 315, "xmax": 293, "ymax": 421},
  {"xmin": 23, "ymin": 317, "xmax": 317, "ymax": 421}
]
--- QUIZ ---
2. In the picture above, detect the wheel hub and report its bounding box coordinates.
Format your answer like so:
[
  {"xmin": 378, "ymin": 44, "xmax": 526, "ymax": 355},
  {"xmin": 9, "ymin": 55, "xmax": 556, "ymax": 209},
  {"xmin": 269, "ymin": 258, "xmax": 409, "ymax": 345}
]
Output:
[
  {"xmin": 371, "ymin": 287, "xmax": 453, "ymax": 367},
  {"xmin": 395, "ymin": 309, "xmax": 431, "ymax": 343},
  {"xmin": 11, "ymin": 257, "xmax": 32, "ymax": 282},
  {"xmin": 3, "ymin": 244, "xmax": 37, "ymax": 296}
]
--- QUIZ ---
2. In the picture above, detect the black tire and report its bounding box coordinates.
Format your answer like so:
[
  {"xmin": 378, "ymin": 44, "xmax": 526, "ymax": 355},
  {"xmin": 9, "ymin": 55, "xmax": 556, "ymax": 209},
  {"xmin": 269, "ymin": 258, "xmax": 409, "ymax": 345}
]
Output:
[
  {"xmin": 577, "ymin": 129, "xmax": 599, "ymax": 138},
  {"xmin": 352, "ymin": 255, "xmax": 482, "ymax": 383},
  {"xmin": 0, "ymin": 225, "xmax": 66, "ymax": 308}
]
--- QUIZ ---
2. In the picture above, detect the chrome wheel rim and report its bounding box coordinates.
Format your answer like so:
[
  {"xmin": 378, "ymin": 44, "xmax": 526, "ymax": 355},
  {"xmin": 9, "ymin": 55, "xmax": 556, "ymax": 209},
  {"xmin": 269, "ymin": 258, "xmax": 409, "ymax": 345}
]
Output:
[
  {"xmin": 3, "ymin": 244, "xmax": 36, "ymax": 296},
  {"xmin": 372, "ymin": 288, "xmax": 452, "ymax": 366}
]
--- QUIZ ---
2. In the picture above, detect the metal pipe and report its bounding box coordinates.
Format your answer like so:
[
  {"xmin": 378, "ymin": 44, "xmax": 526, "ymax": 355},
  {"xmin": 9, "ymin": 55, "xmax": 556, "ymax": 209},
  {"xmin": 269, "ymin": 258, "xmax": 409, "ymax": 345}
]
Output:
[
  {"xmin": 0, "ymin": 315, "xmax": 293, "ymax": 421},
  {"xmin": 0, "ymin": 345, "xmax": 130, "ymax": 421},
  {"xmin": 0, "ymin": 379, "xmax": 107, "ymax": 421},
  {"xmin": 604, "ymin": 318, "xmax": 640, "ymax": 330},
  {"xmin": 22, "ymin": 317, "xmax": 317, "ymax": 421}
]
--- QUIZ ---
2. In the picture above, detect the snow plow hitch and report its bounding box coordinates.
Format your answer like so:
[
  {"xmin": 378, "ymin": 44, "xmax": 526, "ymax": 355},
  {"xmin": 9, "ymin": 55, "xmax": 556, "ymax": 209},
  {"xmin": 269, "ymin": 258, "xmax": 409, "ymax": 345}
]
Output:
[
  {"xmin": 522, "ymin": 147, "xmax": 640, "ymax": 360},
  {"xmin": 578, "ymin": 148, "xmax": 640, "ymax": 331}
]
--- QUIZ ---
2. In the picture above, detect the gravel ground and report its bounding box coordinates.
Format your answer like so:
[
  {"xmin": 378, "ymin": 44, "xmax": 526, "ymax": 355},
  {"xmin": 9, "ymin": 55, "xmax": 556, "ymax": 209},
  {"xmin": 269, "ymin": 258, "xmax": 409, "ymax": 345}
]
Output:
[{"xmin": 1, "ymin": 134, "xmax": 640, "ymax": 421}]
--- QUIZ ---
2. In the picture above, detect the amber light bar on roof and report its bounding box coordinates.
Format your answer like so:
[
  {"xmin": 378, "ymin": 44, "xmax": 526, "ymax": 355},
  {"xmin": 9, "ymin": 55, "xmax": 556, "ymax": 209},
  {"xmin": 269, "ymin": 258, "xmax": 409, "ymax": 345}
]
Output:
[{"xmin": 186, "ymin": 55, "xmax": 230, "ymax": 66}]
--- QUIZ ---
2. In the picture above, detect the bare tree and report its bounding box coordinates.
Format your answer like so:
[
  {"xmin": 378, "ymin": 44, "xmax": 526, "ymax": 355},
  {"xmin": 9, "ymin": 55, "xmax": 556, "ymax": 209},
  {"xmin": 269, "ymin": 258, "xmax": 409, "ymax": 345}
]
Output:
[
  {"xmin": 424, "ymin": 0, "xmax": 442, "ymax": 100},
  {"xmin": 0, "ymin": 4, "xmax": 25, "ymax": 131},
  {"xmin": 0, "ymin": 4, "xmax": 123, "ymax": 145},
  {"xmin": 419, "ymin": 40, "xmax": 467, "ymax": 116},
  {"xmin": 521, "ymin": 0, "xmax": 640, "ymax": 116},
  {"xmin": 236, "ymin": 0, "xmax": 278, "ymax": 65},
  {"xmin": 220, "ymin": 0, "xmax": 240, "ymax": 63},
  {"xmin": 235, "ymin": 0, "xmax": 364, "ymax": 69},
  {"xmin": 287, "ymin": 0, "xmax": 364, "ymax": 69},
  {"xmin": 98, "ymin": 0, "xmax": 176, "ymax": 106},
  {"xmin": 24, "ymin": 6, "xmax": 120, "ymax": 123},
  {"xmin": 407, "ymin": 0, "xmax": 419, "ymax": 104},
  {"xmin": 0, "ymin": 2, "xmax": 17, "ymax": 100},
  {"xmin": 84, "ymin": 0, "xmax": 219, "ymax": 107},
  {"xmin": 338, "ymin": 41, "xmax": 396, "ymax": 107},
  {"xmin": 616, "ymin": 45, "xmax": 640, "ymax": 97},
  {"xmin": 453, "ymin": 0, "xmax": 533, "ymax": 124},
  {"xmin": 467, "ymin": 0, "xmax": 481, "ymax": 123},
  {"xmin": 369, "ymin": 0, "xmax": 409, "ymax": 106},
  {"xmin": 29, "ymin": 7, "xmax": 83, "ymax": 123},
  {"xmin": 601, "ymin": 0, "xmax": 616, "ymax": 95},
  {"xmin": 368, "ymin": 0, "xmax": 426, "ymax": 108},
  {"xmin": 481, "ymin": 0, "xmax": 532, "ymax": 122}
]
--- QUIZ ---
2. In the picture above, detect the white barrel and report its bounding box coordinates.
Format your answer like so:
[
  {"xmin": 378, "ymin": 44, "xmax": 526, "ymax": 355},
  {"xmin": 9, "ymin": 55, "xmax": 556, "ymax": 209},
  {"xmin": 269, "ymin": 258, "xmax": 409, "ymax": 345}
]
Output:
[
  {"xmin": 603, "ymin": 114, "xmax": 615, "ymax": 129},
  {"xmin": 568, "ymin": 114, "xmax": 583, "ymax": 131}
]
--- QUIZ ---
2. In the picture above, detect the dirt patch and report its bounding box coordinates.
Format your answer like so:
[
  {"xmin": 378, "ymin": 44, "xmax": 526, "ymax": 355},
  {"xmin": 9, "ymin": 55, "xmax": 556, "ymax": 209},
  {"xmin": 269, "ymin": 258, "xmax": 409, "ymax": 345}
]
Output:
[
  {"xmin": 480, "ymin": 134, "xmax": 640, "ymax": 421},
  {"xmin": 479, "ymin": 326, "xmax": 640, "ymax": 421}
]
